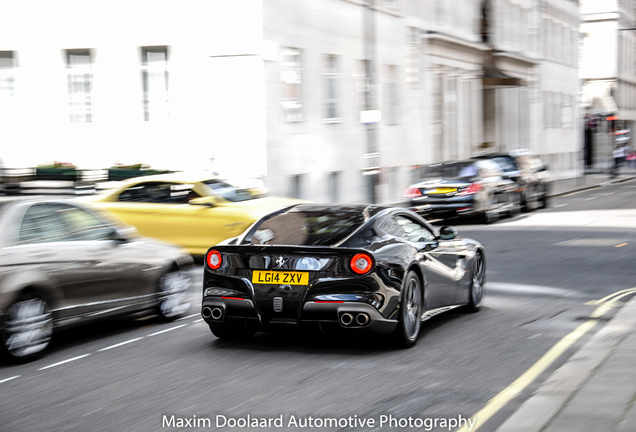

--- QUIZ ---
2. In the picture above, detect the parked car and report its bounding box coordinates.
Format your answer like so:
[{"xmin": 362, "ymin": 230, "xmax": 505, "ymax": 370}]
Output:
[
  {"xmin": 0, "ymin": 198, "xmax": 194, "ymax": 362},
  {"xmin": 83, "ymin": 173, "xmax": 302, "ymax": 256},
  {"xmin": 472, "ymin": 150, "xmax": 550, "ymax": 211},
  {"xmin": 201, "ymin": 204, "xmax": 485, "ymax": 348},
  {"xmin": 403, "ymin": 159, "xmax": 520, "ymax": 223}
]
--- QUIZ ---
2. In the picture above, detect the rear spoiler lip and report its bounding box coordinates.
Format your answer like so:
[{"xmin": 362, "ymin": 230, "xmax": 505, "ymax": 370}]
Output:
[{"xmin": 205, "ymin": 244, "xmax": 370, "ymax": 256}]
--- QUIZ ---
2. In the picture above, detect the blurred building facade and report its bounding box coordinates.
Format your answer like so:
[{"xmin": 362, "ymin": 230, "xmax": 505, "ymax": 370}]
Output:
[
  {"xmin": 0, "ymin": 0, "xmax": 267, "ymax": 178},
  {"xmin": 264, "ymin": 0, "xmax": 581, "ymax": 202},
  {"xmin": 0, "ymin": 0, "xmax": 583, "ymax": 202},
  {"xmin": 580, "ymin": 0, "xmax": 636, "ymax": 170}
]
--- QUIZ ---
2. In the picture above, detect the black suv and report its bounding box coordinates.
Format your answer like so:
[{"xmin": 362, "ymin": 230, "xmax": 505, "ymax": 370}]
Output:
[{"xmin": 473, "ymin": 150, "xmax": 550, "ymax": 211}]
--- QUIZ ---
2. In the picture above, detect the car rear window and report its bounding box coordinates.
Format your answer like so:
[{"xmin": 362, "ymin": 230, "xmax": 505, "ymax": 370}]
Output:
[
  {"xmin": 250, "ymin": 210, "xmax": 365, "ymax": 246},
  {"xmin": 203, "ymin": 179, "xmax": 263, "ymax": 202},
  {"xmin": 489, "ymin": 156, "xmax": 517, "ymax": 172},
  {"xmin": 422, "ymin": 162, "xmax": 477, "ymax": 180}
]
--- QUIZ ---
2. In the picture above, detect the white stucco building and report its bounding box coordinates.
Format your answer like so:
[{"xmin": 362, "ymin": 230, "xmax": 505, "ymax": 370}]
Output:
[
  {"xmin": 263, "ymin": 0, "xmax": 581, "ymax": 202},
  {"xmin": 580, "ymin": 0, "xmax": 636, "ymax": 169},
  {"xmin": 0, "ymin": 0, "xmax": 583, "ymax": 202},
  {"xmin": 0, "ymin": 0, "xmax": 267, "ymax": 179}
]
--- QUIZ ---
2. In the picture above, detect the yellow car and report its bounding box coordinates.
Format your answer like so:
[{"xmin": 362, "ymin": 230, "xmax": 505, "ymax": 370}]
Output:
[{"xmin": 84, "ymin": 173, "xmax": 301, "ymax": 255}]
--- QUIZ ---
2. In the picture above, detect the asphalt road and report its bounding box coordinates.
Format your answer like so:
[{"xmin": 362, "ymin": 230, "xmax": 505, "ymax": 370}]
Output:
[{"xmin": 1, "ymin": 179, "xmax": 635, "ymax": 432}]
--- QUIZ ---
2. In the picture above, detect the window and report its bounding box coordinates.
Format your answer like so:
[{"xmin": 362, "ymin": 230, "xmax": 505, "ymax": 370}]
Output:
[
  {"xmin": 291, "ymin": 175, "xmax": 304, "ymax": 199},
  {"xmin": 323, "ymin": 55, "xmax": 341, "ymax": 121},
  {"xmin": 378, "ymin": 214, "xmax": 435, "ymax": 243},
  {"xmin": 65, "ymin": 49, "xmax": 93, "ymax": 123},
  {"xmin": 117, "ymin": 182, "xmax": 192, "ymax": 204},
  {"xmin": 405, "ymin": 28, "xmax": 419, "ymax": 86},
  {"xmin": 249, "ymin": 209, "xmax": 365, "ymax": 247},
  {"xmin": 553, "ymin": 92, "xmax": 562, "ymax": 129},
  {"xmin": 141, "ymin": 46, "xmax": 170, "ymax": 121},
  {"xmin": 395, "ymin": 215, "xmax": 436, "ymax": 243},
  {"xmin": 383, "ymin": 65, "xmax": 399, "ymax": 125},
  {"xmin": 328, "ymin": 171, "xmax": 340, "ymax": 202},
  {"xmin": 19, "ymin": 204, "xmax": 67, "ymax": 243},
  {"xmin": 281, "ymin": 47, "xmax": 303, "ymax": 122},
  {"xmin": 0, "ymin": 51, "xmax": 16, "ymax": 98},
  {"xmin": 18, "ymin": 203, "xmax": 112, "ymax": 243},
  {"xmin": 57, "ymin": 205, "xmax": 114, "ymax": 241},
  {"xmin": 380, "ymin": 0, "xmax": 399, "ymax": 11},
  {"xmin": 354, "ymin": 60, "xmax": 369, "ymax": 121}
]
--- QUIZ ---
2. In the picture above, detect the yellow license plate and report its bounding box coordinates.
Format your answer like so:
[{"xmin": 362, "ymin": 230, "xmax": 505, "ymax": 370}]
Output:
[
  {"xmin": 252, "ymin": 270, "xmax": 309, "ymax": 285},
  {"xmin": 426, "ymin": 188, "xmax": 457, "ymax": 194}
]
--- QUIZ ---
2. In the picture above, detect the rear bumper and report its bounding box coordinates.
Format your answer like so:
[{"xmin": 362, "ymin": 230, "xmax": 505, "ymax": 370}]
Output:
[
  {"xmin": 201, "ymin": 297, "xmax": 397, "ymax": 335},
  {"xmin": 410, "ymin": 196, "xmax": 481, "ymax": 217}
]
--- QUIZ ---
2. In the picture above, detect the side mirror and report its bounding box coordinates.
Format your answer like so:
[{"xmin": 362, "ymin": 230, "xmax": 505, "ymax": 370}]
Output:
[
  {"xmin": 108, "ymin": 226, "xmax": 136, "ymax": 243},
  {"xmin": 438, "ymin": 226, "xmax": 457, "ymax": 240},
  {"xmin": 189, "ymin": 197, "xmax": 215, "ymax": 207}
]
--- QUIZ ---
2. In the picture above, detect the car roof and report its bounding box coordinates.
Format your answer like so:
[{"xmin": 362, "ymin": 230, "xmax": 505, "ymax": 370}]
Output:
[
  {"xmin": 427, "ymin": 160, "xmax": 475, "ymax": 166},
  {"xmin": 473, "ymin": 149, "xmax": 536, "ymax": 159},
  {"xmin": 286, "ymin": 203, "xmax": 391, "ymax": 218},
  {"xmin": 116, "ymin": 171, "xmax": 221, "ymax": 185}
]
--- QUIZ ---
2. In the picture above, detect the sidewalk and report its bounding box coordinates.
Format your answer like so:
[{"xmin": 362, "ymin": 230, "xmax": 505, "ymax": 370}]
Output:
[
  {"xmin": 494, "ymin": 170, "xmax": 636, "ymax": 432},
  {"xmin": 549, "ymin": 168, "xmax": 636, "ymax": 197},
  {"xmin": 495, "ymin": 296, "xmax": 636, "ymax": 432}
]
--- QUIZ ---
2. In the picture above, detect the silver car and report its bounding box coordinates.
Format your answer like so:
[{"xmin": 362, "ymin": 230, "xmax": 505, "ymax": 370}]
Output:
[{"xmin": 0, "ymin": 198, "xmax": 194, "ymax": 362}]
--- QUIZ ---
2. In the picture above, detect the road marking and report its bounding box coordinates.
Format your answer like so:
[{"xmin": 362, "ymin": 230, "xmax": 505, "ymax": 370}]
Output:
[
  {"xmin": 39, "ymin": 354, "xmax": 91, "ymax": 370},
  {"xmin": 8, "ymin": 318, "xmax": 198, "ymax": 378},
  {"xmin": 586, "ymin": 287, "xmax": 636, "ymax": 305},
  {"xmin": 148, "ymin": 324, "xmax": 187, "ymax": 337},
  {"xmin": 456, "ymin": 288, "xmax": 634, "ymax": 432},
  {"xmin": 487, "ymin": 282, "xmax": 577, "ymax": 298},
  {"xmin": 0, "ymin": 375, "xmax": 21, "ymax": 384},
  {"xmin": 98, "ymin": 337, "xmax": 144, "ymax": 352},
  {"xmin": 561, "ymin": 189, "xmax": 593, "ymax": 197}
]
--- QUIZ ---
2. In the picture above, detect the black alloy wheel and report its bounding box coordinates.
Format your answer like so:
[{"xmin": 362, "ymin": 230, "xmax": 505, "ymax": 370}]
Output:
[
  {"xmin": 394, "ymin": 271, "xmax": 422, "ymax": 348},
  {"xmin": 464, "ymin": 252, "xmax": 486, "ymax": 312}
]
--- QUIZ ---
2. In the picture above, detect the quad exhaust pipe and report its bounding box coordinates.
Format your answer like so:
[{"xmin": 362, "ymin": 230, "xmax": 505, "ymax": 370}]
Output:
[
  {"xmin": 202, "ymin": 306, "xmax": 224, "ymax": 321},
  {"xmin": 339, "ymin": 312, "xmax": 370, "ymax": 327}
]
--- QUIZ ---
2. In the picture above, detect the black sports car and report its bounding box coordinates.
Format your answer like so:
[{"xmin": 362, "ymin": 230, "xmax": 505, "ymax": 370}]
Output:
[{"xmin": 201, "ymin": 204, "xmax": 485, "ymax": 347}]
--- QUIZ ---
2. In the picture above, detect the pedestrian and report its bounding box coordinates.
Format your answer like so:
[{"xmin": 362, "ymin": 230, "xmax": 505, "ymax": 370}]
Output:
[
  {"xmin": 611, "ymin": 145, "xmax": 626, "ymax": 178},
  {"xmin": 627, "ymin": 150, "xmax": 636, "ymax": 168}
]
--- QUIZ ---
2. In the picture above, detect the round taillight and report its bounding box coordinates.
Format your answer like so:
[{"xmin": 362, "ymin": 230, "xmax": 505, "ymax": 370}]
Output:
[
  {"xmin": 350, "ymin": 253, "xmax": 373, "ymax": 275},
  {"xmin": 207, "ymin": 250, "xmax": 223, "ymax": 270}
]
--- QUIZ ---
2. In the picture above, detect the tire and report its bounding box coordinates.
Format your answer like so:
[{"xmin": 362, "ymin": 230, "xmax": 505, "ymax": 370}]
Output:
[
  {"xmin": 537, "ymin": 189, "xmax": 548, "ymax": 209},
  {"xmin": 464, "ymin": 252, "xmax": 486, "ymax": 313},
  {"xmin": 482, "ymin": 207, "xmax": 499, "ymax": 224},
  {"xmin": 509, "ymin": 192, "xmax": 522, "ymax": 217},
  {"xmin": 393, "ymin": 271, "xmax": 422, "ymax": 348},
  {"xmin": 520, "ymin": 191, "xmax": 530, "ymax": 213},
  {"xmin": 1, "ymin": 294, "xmax": 53, "ymax": 362},
  {"xmin": 157, "ymin": 268, "xmax": 192, "ymax": 321}
]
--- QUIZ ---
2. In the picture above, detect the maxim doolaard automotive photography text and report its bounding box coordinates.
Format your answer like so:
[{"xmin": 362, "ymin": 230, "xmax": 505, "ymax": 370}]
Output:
[{"xmin": 162, "ymin": 413, "xmax": 476, "ymax": 430}]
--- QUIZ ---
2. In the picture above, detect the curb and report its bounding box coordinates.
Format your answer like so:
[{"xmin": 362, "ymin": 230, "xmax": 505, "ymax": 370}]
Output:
[
  {"xmin": 549, "ymin": 175, "xmax": 636, "ymax": 198},
  {"xmin": 495, "ymin": 295, "xmax": 636, "ymax": 432}
]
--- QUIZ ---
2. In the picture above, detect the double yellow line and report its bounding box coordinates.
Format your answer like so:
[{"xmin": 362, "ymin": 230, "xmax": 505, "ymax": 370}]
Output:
[{"xmin": 456, "ymin": 287, "xmax": 636, "ymax": 432}]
